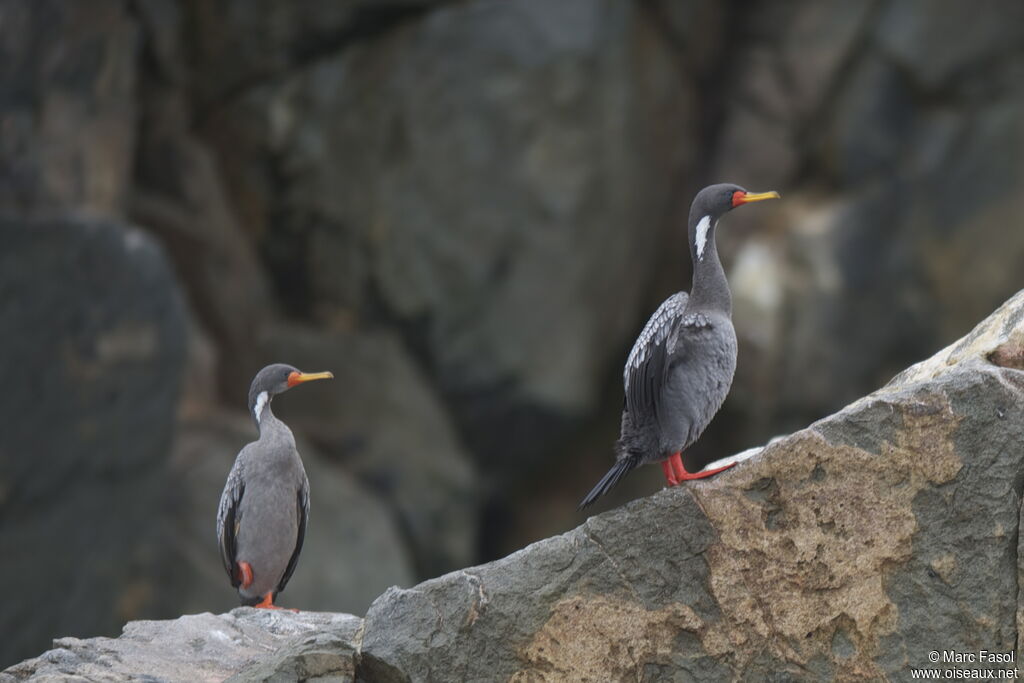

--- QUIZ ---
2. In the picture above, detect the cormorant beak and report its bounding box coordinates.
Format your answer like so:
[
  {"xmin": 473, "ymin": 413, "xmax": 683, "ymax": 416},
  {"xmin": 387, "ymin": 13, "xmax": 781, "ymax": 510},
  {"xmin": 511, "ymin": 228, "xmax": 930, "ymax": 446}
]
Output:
[
  {"xmin": 287, "ymin": 370, "xmax": 334, "ymax": 387},
  {"xmin": 732, "ymin": 190, "xmax": 781, "ymax": 207}
]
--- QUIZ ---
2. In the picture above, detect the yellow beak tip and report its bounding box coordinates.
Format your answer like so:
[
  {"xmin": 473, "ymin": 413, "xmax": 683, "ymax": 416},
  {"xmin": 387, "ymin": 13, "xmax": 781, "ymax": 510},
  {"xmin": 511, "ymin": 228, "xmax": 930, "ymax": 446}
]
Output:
[
  {"xmin": 289, "ymin": 370, "xmax": 334, "ymax": 385},
  {"xmin": 742, "ymin": 190, "xmax": 781, "ymax": 202},
  {"xmin": 306, "ymin": 371, "xmax": 334, "ymax": 381}
]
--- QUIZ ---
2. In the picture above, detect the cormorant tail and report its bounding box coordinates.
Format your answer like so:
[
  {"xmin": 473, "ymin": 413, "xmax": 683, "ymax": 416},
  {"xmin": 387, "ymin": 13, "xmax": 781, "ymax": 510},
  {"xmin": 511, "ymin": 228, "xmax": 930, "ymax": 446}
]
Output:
[{"xmin": 578, "ymin": 454, "xmax": 640, "ymax": 510}]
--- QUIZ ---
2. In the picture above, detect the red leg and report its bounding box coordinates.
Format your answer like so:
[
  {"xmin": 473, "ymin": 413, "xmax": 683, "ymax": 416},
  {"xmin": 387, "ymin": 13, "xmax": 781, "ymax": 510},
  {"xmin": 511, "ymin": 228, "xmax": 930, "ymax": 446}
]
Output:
[
  {"xmin": 235, "ymin": 561, "xmax": 254, "ymax": 590},
  {"xmin": 667, "ymin": 452, "xmax": 685, "ymax": 481},
  {"xmin": 253, "ymin": 592, "xmax": 299, "ymax": 613},
  {"xmin": 660, "ymin": 459, "xmax": 680, "ymax": 487},
  {"xmin": 672, "ymin": 451, "xmax": 735, "ymax": 481}
]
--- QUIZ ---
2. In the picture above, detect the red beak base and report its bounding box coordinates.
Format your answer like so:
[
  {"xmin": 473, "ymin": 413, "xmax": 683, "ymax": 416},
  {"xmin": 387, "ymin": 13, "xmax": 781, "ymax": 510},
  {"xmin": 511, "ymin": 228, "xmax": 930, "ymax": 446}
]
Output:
[{"xmin": 286, "ymin": 370, "xmax": 334, "ymax": 387}]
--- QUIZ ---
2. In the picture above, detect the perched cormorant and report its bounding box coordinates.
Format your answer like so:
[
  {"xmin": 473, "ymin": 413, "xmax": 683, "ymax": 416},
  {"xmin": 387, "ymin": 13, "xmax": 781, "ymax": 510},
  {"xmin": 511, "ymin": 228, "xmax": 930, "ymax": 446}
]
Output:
[
  {"xmin": 580, "ymin": 184, "xmax": 779, "ymax": 509},
  {"xmin": 216, "ymin": 363, "xmax": 333, "ymax": 608}
]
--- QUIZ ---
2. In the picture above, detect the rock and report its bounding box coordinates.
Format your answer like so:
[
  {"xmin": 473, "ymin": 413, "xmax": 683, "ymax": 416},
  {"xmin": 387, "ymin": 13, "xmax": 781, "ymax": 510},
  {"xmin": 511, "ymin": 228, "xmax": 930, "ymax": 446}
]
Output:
[
  {"xmin": 825, "ymin": 54, "xmax": 918, "ymax": 187},
  {"xmin": 226, "ymin": 624, "xmax": 359, "ymax": 683},
  {"xmin": 725, "ymin": 64, "xmax": 1024, "ymax": 451},
  {"xmin": 185, "ymin": 0, "xmax": 446, "ymax": 112},
  {"xmin": 130, "ymin": 0, "xmax": 276, "ymax": 399},
  {"xmin": 875, "ymin": 0, "xmax": 1024, "ymax": 91},
  {"xmin": 0, "ymin": 610, "xmax": 362, "ymax": 683},
  {"xmin": 0, "ymin": 0, "xmax": 137, "ymax": 213},
  {"xmin": 177, "ymin": 309, "xmax": 221, "ymax": 419},
  {"xmin": 197, "ymin": 0, "xmax": 694, "ymax": 473},
  {"xmin": 258, "ymin": 323, "xmax": 479, "ymax": 577},
  {"xmin": 713, "ymin": 104, "xmax": 798, "ymax": 192},
  {"xmin": 129, "ymin": 88, "xmax": 276, "ymax": 398},
  {"xmin": 140, "ymin": 4, "xmax": 483, "ymax": 547},
  {"xmin": 8, "ymin": 1, "xmax": 1024, "ymax": 676},
  {"xmin": 0, "ymin": 215, "xmax": 186, "ymax": 667},
  {"xmin": 359, "ymin": 289, "xmax": 1024, "ymax": 680},
  {"xmin": 161, "ymin": 412, "xmax": 415, "ymax": 617},
  {"xmin": 710, "ymin": 0, "xmax": 874, "ymax": 187},
  {"xmin": 729, "ymin": 189, "xmax": 929, "ymax": 439},
  {"xmin": 6, "ymin": 289, "xmax": 1024, "ymax": 680},
  {"xmin": 779, "ymin": 0, "xmax": 874, "ymax": 118}
]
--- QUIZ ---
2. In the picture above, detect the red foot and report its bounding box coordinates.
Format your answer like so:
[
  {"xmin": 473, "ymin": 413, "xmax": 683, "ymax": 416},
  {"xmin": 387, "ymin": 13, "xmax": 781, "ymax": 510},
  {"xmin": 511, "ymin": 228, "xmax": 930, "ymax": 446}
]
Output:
[
  {"xmin": 660, "ymin": 460, "xmax": 680, "ymax": 487},
  {"xmin": 235, "ymin": 561, "xmax": 254, "ymax": 590},
  {"xmin": 253, "ymin": 592, "xmax": 299, "ymax": 612},
  {"xmin": 669, "ymin": 451, "xmax": 736, "ymax": 481}
]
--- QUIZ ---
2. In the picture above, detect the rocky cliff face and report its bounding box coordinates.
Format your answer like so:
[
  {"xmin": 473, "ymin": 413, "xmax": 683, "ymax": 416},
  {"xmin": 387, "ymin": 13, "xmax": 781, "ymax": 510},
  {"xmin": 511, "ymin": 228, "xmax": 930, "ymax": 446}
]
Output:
[
  {"xmin": 4, "ymin": 0, "xmax": 1024, "ymax": 671},
  {"xmin": 6, "ymin": 291, "xmax": 1023, "ymax": 681}
]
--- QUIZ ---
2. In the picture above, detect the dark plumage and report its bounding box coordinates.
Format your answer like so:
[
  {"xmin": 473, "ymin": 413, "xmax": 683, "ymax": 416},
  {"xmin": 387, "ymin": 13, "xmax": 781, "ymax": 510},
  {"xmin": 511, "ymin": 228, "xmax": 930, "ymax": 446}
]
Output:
[
  {"xmin": 216, "ymin": 363, "xmax": 333, "ymax": 609},
  {"xmin": 580, "ymin": 184, "xmax": 779, "ymax": 509}
]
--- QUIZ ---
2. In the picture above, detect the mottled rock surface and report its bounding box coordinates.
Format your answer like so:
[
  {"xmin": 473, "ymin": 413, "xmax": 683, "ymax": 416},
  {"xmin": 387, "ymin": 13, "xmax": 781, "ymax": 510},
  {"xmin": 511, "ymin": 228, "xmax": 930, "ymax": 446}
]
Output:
[
  {"xmin": 0, "ymin": 610, "xmax": 361, "ymax": 683},
  {"xmin": 0, "ymin": 215, "xmax": 186, "ymax": 667},
  {"xmin": 7, "ymin": 291, "xmax": 1024, "ymax": 681},
  {"xmin": 359, "ymin": 298, "xmax": 1024, "ymax": 681}
]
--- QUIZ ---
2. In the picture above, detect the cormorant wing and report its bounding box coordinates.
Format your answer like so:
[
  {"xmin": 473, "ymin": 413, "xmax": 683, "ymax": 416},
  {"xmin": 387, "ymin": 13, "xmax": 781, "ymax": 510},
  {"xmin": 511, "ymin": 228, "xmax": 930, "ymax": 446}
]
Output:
[
  {"xmin": 656, "ymin": 311, "xmax": 715, "ymax": 435},
  {"xmin": 277, "ymin": 464, "xmax": 310, "ymax": 595},
  {"xmin": 216, "ymin": 457, "xmax": 246, "ymax": 586},
  {"xmin": 623, "ymin": 292, "xmax": 689, "ymax": 427}
]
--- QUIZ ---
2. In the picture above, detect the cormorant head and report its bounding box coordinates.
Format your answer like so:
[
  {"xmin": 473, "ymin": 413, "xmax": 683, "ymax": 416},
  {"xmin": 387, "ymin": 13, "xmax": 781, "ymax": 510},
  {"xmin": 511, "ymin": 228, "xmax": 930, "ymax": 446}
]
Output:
[
  {"xmin": 694, "ymin": 183, "xmax": 780, "ymax": 219},
  {"xmin": 247, "ymin": 363, "xmax": 333, "ymax": 424},
  {"xmin": 689, "ymin": 183, "xmax": 780, "ymax": 261}
]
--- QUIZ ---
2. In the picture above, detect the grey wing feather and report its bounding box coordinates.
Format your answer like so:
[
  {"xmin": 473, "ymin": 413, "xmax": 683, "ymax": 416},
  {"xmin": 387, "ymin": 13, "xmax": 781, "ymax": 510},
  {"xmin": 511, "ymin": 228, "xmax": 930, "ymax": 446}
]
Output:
[
  {"xmin": 216, "ymin": 458, "xmax": 246, "ymax": 585},
  {"xmin": 679, "ymin": 312, "xmax": 711, "ymax": 330},
  {"xmin": 277, "ymin": 464, "xmax": 310, "ymax": 594},
  {"xmin": 623, "ymin": 292, "xmax": 689, "ymax": 424},
  {"xmin": 653, "ymin": 311, "xmax": 713, "ymax": 432}
]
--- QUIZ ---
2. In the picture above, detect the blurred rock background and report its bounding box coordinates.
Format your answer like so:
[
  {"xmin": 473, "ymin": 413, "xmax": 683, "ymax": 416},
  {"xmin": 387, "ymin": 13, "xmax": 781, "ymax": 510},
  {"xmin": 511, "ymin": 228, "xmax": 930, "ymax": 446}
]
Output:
[{"xmin": 0, "ymin": 0, "xmax": 1022, "ymax": 668}]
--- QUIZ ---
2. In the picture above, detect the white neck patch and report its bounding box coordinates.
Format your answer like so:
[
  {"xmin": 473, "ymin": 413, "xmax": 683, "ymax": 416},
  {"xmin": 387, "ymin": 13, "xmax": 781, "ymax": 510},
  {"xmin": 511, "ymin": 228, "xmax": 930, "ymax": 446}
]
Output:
[
  {"xmin": 253, "ymin": 390, "xmax": 269, "ymax": 423},
  {"xmin": 694, "ymin": 215, "xmax": 712, "ymax": 260}
]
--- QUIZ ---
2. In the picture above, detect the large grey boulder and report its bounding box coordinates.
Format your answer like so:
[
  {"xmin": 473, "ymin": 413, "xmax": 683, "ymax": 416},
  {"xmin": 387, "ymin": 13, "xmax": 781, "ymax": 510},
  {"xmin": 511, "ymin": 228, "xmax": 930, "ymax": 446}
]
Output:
[
  {"xmin": 7, "ymin": 290, "xmax": 1024, "ymax": 681},
  {"xmin": 0, "ymin": 215, "xmax": 187, "ymax": 667},
  {"xmin": 0, "ymin": 610, "xmax": 362, "ymax": 683},
  {"xmin": 359, "ymin": 289, "xmax": 1024, "ymax": 680}
]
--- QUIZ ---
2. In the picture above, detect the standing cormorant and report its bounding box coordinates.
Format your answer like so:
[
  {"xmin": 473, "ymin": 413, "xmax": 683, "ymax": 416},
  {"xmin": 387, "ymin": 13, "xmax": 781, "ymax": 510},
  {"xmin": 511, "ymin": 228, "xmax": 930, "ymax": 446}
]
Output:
[
  {"xmin": 217, "ymin": 363, "xmax": 333, "ymax": 608},
  {"xmin": 580, "ymin": 184, "xmax": 779, "ymax": 509}
]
